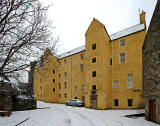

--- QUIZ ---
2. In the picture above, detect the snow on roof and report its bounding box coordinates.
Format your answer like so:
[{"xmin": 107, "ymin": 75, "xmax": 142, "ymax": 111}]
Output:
[
  {"xmin": 58, "ymin": 45, "xmax": 85, "ymax": 59},
  {"xmin": 53, "ymin": 23, "xmax": 145, "ymax": 59},
  {"xmin": 110, "ymin": 23, "xmax": 145, "ymax": 40}
]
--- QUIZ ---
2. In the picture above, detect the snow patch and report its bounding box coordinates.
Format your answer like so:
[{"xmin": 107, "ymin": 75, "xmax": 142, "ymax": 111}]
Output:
[{"xmin": 0, "ymin": 101, "xmax": 159, "ymax": 126}]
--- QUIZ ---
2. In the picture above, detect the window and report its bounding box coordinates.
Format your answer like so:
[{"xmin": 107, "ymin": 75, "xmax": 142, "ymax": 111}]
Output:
[
  {"xmin": 110, "ymin": 58, "xmax": 112, "ymax": 65},
  {"xmin": 59, "ymin": 94, "xmax": 61, "ymax": 98},
  {"xmin": 92, "ymin": 85, "xmax": 96, "ymax": 94},
  {"xmin": 74, "ymin": 86, "xmax": 78, "ymax": 92},
  {"xmin": 58, "ymin": 74, "xmax": 61, "ymax": 78},
  {"xmin": 64, "ymin": 82, "xmax": 67, "ymax": 89},
  {"xmin": 81, "ymin": 85, "xmax": 85, "ymax": 91},
  {"xmin": 92, "ymin": 85, "xmax": 96, "ymax": 90},
  {"xmin": 59, "ymin": 83, "xmax": 61, "ymax": 90},
  {"xmin": 53, "ymin": 88, "xmax": 55, "ymax": 92},
  {"xmin": 41, "ymin": 94, "xmax": 42, "ymax": 98},
  {"xmin": 80, "ymin": 64, "xmax": 84, "ymax": 72},
  {"xmin": 37, "ymin": 94, "xmax": 39, "ymax": 98},
  {"xmin": 92, "ymin": 57, "xmax": 96, "ymax": 63},
  {"xmin": 64, "ymin": 93, "xmax": 67, "ymax": 98},
  {"xmin": 128, "ymin": 99, "xmax": 133, "ymax": 107},
  {"xmin": 64, "ymin": 72, "xmax": 67, "ymax": 77},
  {"xmin": 120, "ymin": 39, "xmax": 126, "ymax": 46},
  {"xmin": 92, "ymin": 71, "xmax": 96, "ymax": 77},
  {"xmin": 40, "ymin": 86, "xmax": 42, "ymax": 90},
  {"xmin": 53, "ymin": 69, "xmax": 55, "ymax": 74},
  {"xmin": 114, "ymin": 99, "xmax": 119, "ymax": 106},
  {"xmin": 120, "ymin": 53, "xmax": 125, "ymax": 63},
  {"xmin": 128, "ymin": 74, "xmax": 133, "ymax": 89},
  {"xmin": 53, "ymin": 79, "xmax": 55, "ymax": 83},
  {"xmin": 75, "ymin": 97, "xmax": 77, "ymax": 99},
  {"xmin": 80, "ymin": 54, "xmax": 84, "ymax": 59},
  {"xmin": 64, "ymin": 59, "xmax": 66, "ymax": 64},
  {"xmin": 92, "ymin": 44, "xmax": 96, "ymax": 50},
  {"xmin": 114, "ymin": 81, "xmax": 119, "ymax": 87}
]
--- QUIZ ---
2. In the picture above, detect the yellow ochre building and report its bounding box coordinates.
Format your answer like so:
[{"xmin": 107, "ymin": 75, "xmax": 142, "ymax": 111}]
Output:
[{"xmin": 34, "ymin": 11, "xmax": 146, "ymax": 109}]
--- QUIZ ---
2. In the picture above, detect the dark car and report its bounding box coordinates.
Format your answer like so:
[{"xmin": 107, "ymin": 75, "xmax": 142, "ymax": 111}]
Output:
[{"xmin": 65, "ymin": 99, "xmax": 84, "ymax": 107}]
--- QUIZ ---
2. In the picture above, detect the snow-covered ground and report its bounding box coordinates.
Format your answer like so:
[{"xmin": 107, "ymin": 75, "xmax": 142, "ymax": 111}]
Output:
[{"xmin": 0, "ymin": 101, "xmax": 159, "ymax": 126}]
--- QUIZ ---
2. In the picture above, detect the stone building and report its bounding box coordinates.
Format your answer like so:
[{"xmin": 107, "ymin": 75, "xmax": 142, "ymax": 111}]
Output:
[
  {"xmin": 34, "ymin": 11, "xmax": 146, "ymax": 109},
  {"xmin": 142, "ymin": 0, "xmax": 160, "ymax": 124},
  {"xmin": 0, "ymin": 81, "xmax": 37, "ymax": 111},
  {"xmin": 0, "ymin": 82, "xmax": 18, "ymax": 111}
]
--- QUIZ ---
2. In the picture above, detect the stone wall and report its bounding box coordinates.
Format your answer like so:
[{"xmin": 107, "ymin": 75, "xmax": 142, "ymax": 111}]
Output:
[
  {"xmin": 13, "ymin": 98, "xmax": 37, "ymax": 111},
  {"xmin": 143, "ymin": 0, "xmax": 160, "ymax": 97},
  {"xmin": 0, "ymin": 91, "xmax": 12, "ymax": 110},
  {"xmin": 142, "ymin": 0, "xmax": 160, "ymax": 124}
]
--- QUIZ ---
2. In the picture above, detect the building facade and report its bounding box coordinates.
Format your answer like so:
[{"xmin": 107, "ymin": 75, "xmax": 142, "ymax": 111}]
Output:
[
  {"xmin": 34, "ymin": 12, "xmax": 146, "ymax": 109},
  {"xmin": 143, "ymin": 0, "xmax": 160, "ymax": 124}
]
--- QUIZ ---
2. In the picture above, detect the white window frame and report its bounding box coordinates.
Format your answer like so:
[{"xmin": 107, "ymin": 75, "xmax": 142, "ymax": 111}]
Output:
[
  {"xmin": 120, "ymin": 53, "xmax": 125, "ymax": 63},
  {"xmin": 114, "ymin": 80, "xmax": 119, "ymax": 87},
  {"xmin": 128, "ymin": 74, "xmax": 133, "ymax": 89},
  {"xmin": 74, "ymin": 86, "xmax": 78, "ymax": 92},
  {"xmin": 120, "ymin": 39, "xmax": 126, "ymax": 46}
]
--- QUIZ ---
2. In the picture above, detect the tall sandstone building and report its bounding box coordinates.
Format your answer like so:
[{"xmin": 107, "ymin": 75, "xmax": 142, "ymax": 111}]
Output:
[{"xmin": 34, "ymin": 12, "xmax": 146, "ymax": 109}]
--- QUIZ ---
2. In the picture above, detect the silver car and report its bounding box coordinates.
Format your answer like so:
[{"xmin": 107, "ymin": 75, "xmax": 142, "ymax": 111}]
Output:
[{"xmin": 65, "ymin": 99, "xmax": 84, "ymax": 107}]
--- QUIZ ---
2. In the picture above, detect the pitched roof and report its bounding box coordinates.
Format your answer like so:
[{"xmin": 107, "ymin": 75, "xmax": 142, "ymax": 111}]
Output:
[
  {"xmin": 110, "ymin": 23, "xmax": 145, "ymax": 40},
  {"xmin": 53, "ymin": 23, "xmax": 145, "ymax": 59},
  {"xmin": 57, "ymin": 45, "xmax": 85, "ymax": 59}
]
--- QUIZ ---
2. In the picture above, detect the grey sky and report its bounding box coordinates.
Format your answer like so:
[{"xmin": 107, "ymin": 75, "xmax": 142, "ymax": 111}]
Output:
[{"xmin": 40, "ymin": 0, "xmax": 157, "ymax": 54}]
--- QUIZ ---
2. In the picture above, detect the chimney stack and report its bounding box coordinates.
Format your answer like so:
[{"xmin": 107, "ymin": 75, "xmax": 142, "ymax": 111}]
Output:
[{"xmin": 140, "ymin": 10, "xmax": 146, "ymax": 26}]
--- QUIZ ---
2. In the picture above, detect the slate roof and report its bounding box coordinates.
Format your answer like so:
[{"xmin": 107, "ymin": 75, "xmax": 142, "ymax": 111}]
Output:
[
  {"xmin": 110, "ymin": 23, "xmax": 145, "ymax": 40},
  {"xmin": 57, "ymin": 45, "xmax": 85, "ymax": 59},
  {"xmin": 55, "ymin": 23, "xmax": 145, "ymax": 59}
]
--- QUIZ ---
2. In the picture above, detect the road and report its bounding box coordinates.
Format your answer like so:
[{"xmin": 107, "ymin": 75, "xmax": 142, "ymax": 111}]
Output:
[{"xmin": 0, "ymin": 101, "xmax": 158, "ymax": 126}]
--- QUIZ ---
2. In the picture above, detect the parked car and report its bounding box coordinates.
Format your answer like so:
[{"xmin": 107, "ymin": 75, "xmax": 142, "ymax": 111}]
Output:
[{"xmin": 65, "ymin": 99, "xmax": 84, "ymax": 107}]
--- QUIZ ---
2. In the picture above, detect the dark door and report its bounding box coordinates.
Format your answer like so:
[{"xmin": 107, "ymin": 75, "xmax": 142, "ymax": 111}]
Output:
[
  {"xmin": 90, "ymin": 95, "xmax": 97, "ymax": 109},
  {"xmin": 149, "ymin": 100, "xmax": 156, "ymax": 122}
]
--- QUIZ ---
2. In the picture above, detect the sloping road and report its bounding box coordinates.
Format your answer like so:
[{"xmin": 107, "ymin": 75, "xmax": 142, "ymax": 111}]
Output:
[{"xmin": 0, "ymin": 101, "xmax": 159, "ymax": 126}]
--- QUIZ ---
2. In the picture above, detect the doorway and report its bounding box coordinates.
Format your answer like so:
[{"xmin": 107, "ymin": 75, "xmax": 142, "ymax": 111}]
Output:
[
  {"xmin": 149, "ymin": 100, "xmax": 156, "ymax": 122},
  {"xmin": 90, "ymin": 95, "xmax": 97, "ymax": 109}
]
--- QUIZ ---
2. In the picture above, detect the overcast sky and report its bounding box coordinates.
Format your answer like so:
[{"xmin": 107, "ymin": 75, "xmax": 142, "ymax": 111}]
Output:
[{"xmin": 40, "ymin": 0, "xmax": 157, "ymax": 54}]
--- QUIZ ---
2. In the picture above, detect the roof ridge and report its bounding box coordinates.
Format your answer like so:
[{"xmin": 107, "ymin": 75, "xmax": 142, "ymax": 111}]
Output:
[
  {"xmin": 110, "ymin": 23, "xmax": 141, "ymax": 36},
  {"xmin": 58, "ymin": 45, "xmax": 85, "ymax": 56},
  {"xmin": 58, "ymin": 45, "xmax": 85, "ymax": 59},
  {"xmin": 110, "ymin": 23, "xmax": 145, "ymax": 40}
]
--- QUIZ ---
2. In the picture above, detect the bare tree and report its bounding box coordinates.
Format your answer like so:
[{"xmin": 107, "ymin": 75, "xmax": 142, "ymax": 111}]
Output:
[{"xmin": 0, "ymin": 0, "xmax": 57, "ymax": 81}]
